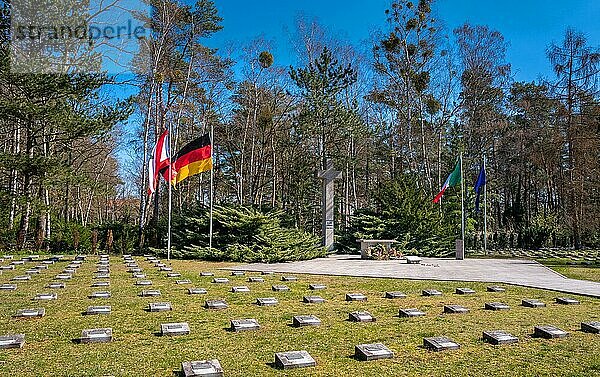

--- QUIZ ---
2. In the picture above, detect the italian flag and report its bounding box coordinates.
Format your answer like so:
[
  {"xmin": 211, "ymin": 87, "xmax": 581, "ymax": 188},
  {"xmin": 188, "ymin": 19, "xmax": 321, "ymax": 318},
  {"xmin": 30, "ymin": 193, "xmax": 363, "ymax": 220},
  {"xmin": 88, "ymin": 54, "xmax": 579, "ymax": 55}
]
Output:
[{"xmin": 433, "ymin": 160, "xmax": 461, "ymax": 203}]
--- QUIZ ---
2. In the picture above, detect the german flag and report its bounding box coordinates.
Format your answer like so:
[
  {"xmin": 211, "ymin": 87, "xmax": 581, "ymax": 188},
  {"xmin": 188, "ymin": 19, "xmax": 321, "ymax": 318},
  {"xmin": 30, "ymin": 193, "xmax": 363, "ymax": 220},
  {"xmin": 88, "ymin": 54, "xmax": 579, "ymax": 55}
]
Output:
[{"xmin": 165, "ymin": 134, "xmax": 213, "ymax": 185}]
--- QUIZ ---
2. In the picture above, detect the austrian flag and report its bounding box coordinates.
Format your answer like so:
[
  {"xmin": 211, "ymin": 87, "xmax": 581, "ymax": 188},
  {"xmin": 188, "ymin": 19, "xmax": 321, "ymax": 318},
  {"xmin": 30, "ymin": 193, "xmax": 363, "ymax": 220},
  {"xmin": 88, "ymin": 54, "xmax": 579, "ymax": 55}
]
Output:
[
  {"xmin": 147, "ymin": 129, "xmax": 170, "ymax": 195},
  {"xmin": 433, "ymin": 160, "xmax": 461, "ymax": 203}
]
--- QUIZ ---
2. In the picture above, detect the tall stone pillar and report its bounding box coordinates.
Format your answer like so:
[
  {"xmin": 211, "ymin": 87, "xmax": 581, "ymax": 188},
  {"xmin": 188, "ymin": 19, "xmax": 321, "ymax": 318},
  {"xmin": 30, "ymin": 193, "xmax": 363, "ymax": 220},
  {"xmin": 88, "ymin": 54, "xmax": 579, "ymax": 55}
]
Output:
[{"xmin": 318, "ymin": 159, "xmax": 342, "ymax": 250}]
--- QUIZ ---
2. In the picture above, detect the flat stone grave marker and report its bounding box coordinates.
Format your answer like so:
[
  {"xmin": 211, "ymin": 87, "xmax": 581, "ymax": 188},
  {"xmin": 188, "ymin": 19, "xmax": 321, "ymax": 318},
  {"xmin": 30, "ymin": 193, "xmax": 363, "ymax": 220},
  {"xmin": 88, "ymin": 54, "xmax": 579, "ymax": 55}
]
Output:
[
  {"xmin": 522, "ymin": 299, "xmax": 546, "ymax": 308},
  {"xmin": 405, "ymin": 256, "xmax": 423, "ymax": 264},
  {"xmin": 91, "ymin": 281, "xmax": 110, "ymax": 287},
  {"xmin": 155, "ymin": 263, "xmax": 166, "ymax": 268},
  {"xmin": 444, "ymin": 305, "xmax": 469, "ymax": 314},
  {"xmin": 355, "ymin": 343, "xmax": 393, "ymax": 361},
  {"xmin": 80, "ymin": 328, "xmax": 112, "ymax": 343},
  {"xmin": 422, "ymin": 289, "xmax": 442, "ymax": 297},
  {"xmin": 212, "ymin": 278, "xmax": 229, "ymax": 284},
  {"xmin": 455, "ymin": 288, "xmax": 476, "ymax": 295},
  {"xmin": 274, "ymin": 351, "xmax": 316, "ymax": 370},
  {"xmin": 126, "ymin": 263, "xmax": 138, "ymax": 268},
  {"xmin": 230, "ymin": 319, "xmax": 260, "ymax": 332},
  {"xmin": 282, "ymin": 276, "xmax": 297, "ymax": 282},
  {"xmin": 2, "ymin": 255, "xmax": 13, "ymax": 260},
  {"xmin": 200, "ymin": 272, "xmax": 214, "ymax": 277},
  {"xmin": 160, "ymin": 267, "xmax": 173, "ymax": 272},
  {"xmin": 482, "ymin": 330, "xmax": 519, "ymax": 345},
  {"xmin": 0, "ymin": 334, "xmax": 25, "ymax": 349},
  {"xmin": 349, "ymin": 311, "xmax": 376, "ymax": 322},
  {"xmin": 33, "ymin": 293, "xmax": 57, "ymax": 301},
  {"xmin": 231, "ymin": 286, "xmax": 250, "ymax": 293},
  {"xmin": 132, "ymin": 273, "xmax": 146, "ymax": 279},
  {"xmin": 14, "ymin": 308, "xmax": 45, "ymax": 318},
  {"xmin": 161, "ymin": 322, "xmax": 190, "ymax": 336},
  {"xmin": 292, "ymin": 315, "xmax": 321, "ymax": 327},
  {"xmin": 385, "ymin": 291, "xmax": 406, "ymax": 299},
  {"xmin": 534, "ymin": 325, "xmax": 569, "ymax": 339},
  {"xmin": 423, "ymin": 336, "xmax": 460, "ymax": 352},
  {"xmin": 256, "ymin": 297, "xmax": 278, "ymax": 306},
  {"xmin": 581, "ymin": 322, "xmax": 600, "ymax": 334},
  {"xmin": 346, "ymin": 293, "xmax": 367, "ymax": 302},
  {"xmin": 65, "ymin": 264, "xmax": 78, "ymax": 269},
  {"xmin": 95, "ymin": 273, "xmax": 110, "ymax": 279},
  {"xmin": 556, "ymin": 297, "xmax": 580, "ymax": 305},
  {"xmin": 148, "ymin": 302, "xmax": 172, "ymax": 312},
  {"xmin": 272, "ymin": 285, "xmax": 289, "ymax": 292},
  {"xmin": 485, "ymin": 302, "xmax": 510, "ymax": 311},
  {"xmin": 41, "ymin": 261, "xmax": 54, "ymax": 265},
  {"xmin": 204, "ymin": 300, "xmax": 228, "ymax": 310},
  {"xmin": 97, "ymin": 261, "xmax": 109, "ymax": 266},
  {"xmin": 309, "ymin": 284, "xmax": 326, "ymax": 290},
  {"xmin": 176, "ymin": 279, "xmax": 192, "ymax": 285},
  {"xmin": 399, "ymin": 308, "xmax": 426, "ymax": 317},
  {"xmin": 167, "ymin": 272, "xmax": 181, "ymax": 278},
  {"xmin": 63, "ymin": 268, "xmax": 76, "ymax": 274},
  {"xmin": 25, "ymin": 269, "xmax": 40, "ymax": 274},
  {"xmin": 89, "ymin": 291, "xmax": 111, "ymax": 299},
  {"xmin": 261, "ymin": 271, "xmax": 274, "ymax": 275},
  {"xmin": 0, "ymin": 265, "xmax": 15, "ymax": 270},
  {"xmin": 181, "ymin": 360, "xmax": 223, "ymax": 377},
  {"xmin": 136, "ymin": 280, "xmax": 152, "ymax": 286},
  {"xmin": 0, "ymin": 284, "xmax": 17, "ymax": 290},
  {"xmin": 47, "ymin": 282, "xmax": 65, "ymax": 289},
  {"xmin": 139, "ymin": 290, "xmax": 161, "ymax": 297},
  {"xmin": 11, "ymin": 261, "xmax": 25, "ymax": 265},
  {"xmin": 303, "ymin": 296, "xmax": 325, "ymax": 304},
  {"xmin": 248, "ymin": 277, "xmax": 264, "ymax": 283},
  {"xmin": 86, "ymin": 306, "xmax": 111, "ymax": 315},
  {"xmin": 487, "ymin": 286, "xmax": 506, "ymax": 292},
  {"xmin": 188, "ymin": 288, "xmax": 207, "ymax": 295},
  {"xmin": 12, "ymin": 275, "xmax": 31, "ymax": 281},
  {"xmin": 231, "ymin": 271, "xmax": 245, "ymax": 276},
  {"xmin": 96, "ymin": 268, "xmax": 110, "ymax": 273},
  {"xmin": 129, "ymin": 268, "xmax": 142, "ymax": 273}
]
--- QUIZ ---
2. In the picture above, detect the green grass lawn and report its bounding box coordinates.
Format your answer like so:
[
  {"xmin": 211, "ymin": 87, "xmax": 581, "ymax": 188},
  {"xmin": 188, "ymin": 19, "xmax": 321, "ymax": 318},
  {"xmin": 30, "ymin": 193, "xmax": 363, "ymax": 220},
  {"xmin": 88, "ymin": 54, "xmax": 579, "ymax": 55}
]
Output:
[
  {"xmin": 547, "ymin": 265, "xmax": 600, "ymax": 283},
  {"xmin": 0, "ymin": 255, "xmax": 599, "ymax": 376}
]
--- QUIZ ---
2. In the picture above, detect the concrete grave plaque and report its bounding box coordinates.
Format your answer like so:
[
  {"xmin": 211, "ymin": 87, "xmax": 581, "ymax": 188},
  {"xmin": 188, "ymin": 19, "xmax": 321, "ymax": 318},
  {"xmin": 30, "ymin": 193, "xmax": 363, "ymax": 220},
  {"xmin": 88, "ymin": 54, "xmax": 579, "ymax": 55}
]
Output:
[
  {"xmin": 231, "ymin": 271, "xmax": 245, "ymax": 276},
  {"xmin": 181, "ymin": 360, "xmax": 223, "ymax": 377},
  {"xmin": 11, "ymin": 261, "xmax": 25, "ymax": 265},
  {"xmin": 155, "ymin": 263, "xmax": 166, "ymax": 268},
  {"xmin": 0, "ymin": 265, "xmax": 15, "ymax": 270},
  {"xmin": 355, "ymin": 343, "xmax": 393, "ymax": 361},
  {"xmin": 136, "ymin": 280, "xmax": 152, "ymax": 286},
  {"xmin": 14, "ymin": 308, "xmax": 45, "ymax": 318},
  {"xmin": 248, "ymin": 277, "xmax": 264, "ymax": 283},
  {"xmin": 303, "ymin": 296, "xmax": 325, "ymax": 304},
  {"xmin": 349, "ymin": 311, "xmax": 376, "ymax": 322},
  {"xmin": 423, "ymin": 336, "xmax": 460, "ymax": 351},
  {"xmin": 346, "ymin": 293, "xmax": 367, "ymax": 302},
  {"xmin": 443, "ymin": 305, "xmax": 469, "ymax": 314},
  {"xmin": 581, "ymin": 322, "xmax": 600, "ymax": 334},
  {"xmin": 212, "ymin": 278, "xmax": 229, "ymax": 284},
  {"xmin": 0, "ymin": 284, "xmax": 17, "ymax": 290},
  {"xmin": 161, "ymin": 322, "xmax": 190, "ymax": 336},
  {"xmin": 385, "ymin": 291, "xmax": 406, "ymax": 299},
  {"xmin": 148, "ymin": 302, "xmax": 172, "ymax": 312},
  {"xmin": 188, "ymin": 288, "xmax": 208, "ymax": 295},
  {"xmin": 89, "ymin": 291, "xmax": 111, "ymax": 299},
  {"xmin": 556, "ymin": 297, "xmax": 580, "ymax": 305},
  {"xmin": 47, "ymin": 282, "xmax": 65, "ymax": 289},
  {"xmin": 455, "ymin": 288, "xmax": 476, "ymax": 295},
  {"xmin": 129, "ymin": 268, "xmax": 142, "ymax": 273},
  {"xmin": 63, "ymin": 268, "xmax": 76, "ymax": 274},
  {"xmin": 261, "ymin": 271, "xmax": 274, "ymax": 275},
  {"xmin": 167, "ymin": 272, "xmax": 182, "ymax": 278},
  {"xmin": 292, "ymin": 315, "xmax": 321, "ymax": 327},
  {"xmin": 485, "ymin": 302, "xmax": 510, "ymax": 311},
  {"xmin": 482, "ymin": 330, "xmax": 518, "ymax": 345},
  {"xmin": 12, "ymin": 275, "xmax": 31, "ymax": 281},
  {"xmin": 91, "ymin": 281, "xmax": 110, "ymax": 287},
  {"xmin": 230, "ymin": 318, "xmax": 260, "ymax": 332},
  {"xmin": 176, "ymin": 279, "xmax": 192, "ymax": 285},
  {"xmin": 405, "ymin": 255, "xmax": 423, "ymax": 264},
  {"xmin": 97, "ymin": 261, "xmax": 109, "ymax": 266},
  {"xmin": 422, "ymin": 289, "xmax": 442, "ymax": 297},
  {"xmin": 272, "ymin": 285, "xmax": 289, "ymax": 292},
  {"xmin": 309, "ymin": 284, "xmax": 326, "ymax": 290},
  {"xmin": 33, "ymin": 293, "xmax": 57, "ymax": 300},
  {"xmin": 96, "ymin": 268, "xmax": 110, "ymax": 274},
  {"xmin": 132, "ymin": 273, "xmax": 146, "ymax": 279},
  {"xmin": 80, "ymin": 328, "xmax": 112, "ymax": 343},
  {"xmin": 487, "ymin": 286, "xmax": 506, "ymax": 292},
  {"xmin": 282, "ymin": 276, "xmax": 297, "ymax": 282},
  {"xmin": 256, "ymin": 297, "xmax": 278, "ymax": 306},
  {"xmin": 231, "ymin": 286, "xmax": 250, "ymax": 293},
  {"xmin": 534, "ymin": 325, "xmax": 568, "ymax": 339},
  {"xmin": 41, "ymin": 260, "xmax": 54, "ymax": 265},
  {"xmin": 204, "ymin": 300, "xmax": 228, "ymax": 310},
  {"xmin": 86, "ymin": 306, "xmax": 111, "ymax": 315},
  {"xmin": 160, "ymin": 266, "xmax": 173, "ymax": 272},
  {"xmin": 522, "ymin": 299, "xmax": 546, "ymax": 308},
  {"xmin": 95, "ymin": 273, "xmax": 110, "ymax": 279},
  {"xmin": 139, "ymin": 290, "xmax": 161, "ymax": 297},
  {"xmin": 126, "ymin": 263, "xmax": 138, "ymax": 268},
  {"xmin": 65, "ymin": 264, "xmax": 78, "ymax": 269},
  {"xmin": 200, "ymin": 272, "xmax": 214, "ymax": 277},
  {"xmin": 25, "ymin": 269, "xmax": 40, "ymax": 274},
  {"xmin": 0, "ymin": 334, "xmax": 25, "ymax": 349},
  {"xmin": 2, "ymin": 255, "xmax": 14, "ymax": 260},
  {"xmin": 399, "ymin": 308, "xmax": 426, "ymax": 317},
  {"xmin": 274, "ymin": 350, "xmax": 316, "ymax": 370}
]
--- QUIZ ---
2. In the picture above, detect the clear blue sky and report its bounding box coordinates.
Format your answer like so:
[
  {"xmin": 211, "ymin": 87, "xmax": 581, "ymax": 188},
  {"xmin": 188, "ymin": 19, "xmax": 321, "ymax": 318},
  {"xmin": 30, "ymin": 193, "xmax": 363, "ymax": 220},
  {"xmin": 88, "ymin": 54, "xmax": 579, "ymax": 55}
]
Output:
[{"xmin": 209, "ymin": 0, "xmax": 600, "ymax": 82}]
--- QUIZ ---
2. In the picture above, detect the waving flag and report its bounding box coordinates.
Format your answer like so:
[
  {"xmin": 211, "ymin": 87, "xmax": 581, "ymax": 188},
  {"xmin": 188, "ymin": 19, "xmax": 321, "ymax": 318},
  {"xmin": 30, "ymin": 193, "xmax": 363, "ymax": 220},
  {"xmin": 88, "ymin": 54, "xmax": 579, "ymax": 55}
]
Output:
[
  {"xmin": 433, "ymin": 160, "xmax": 461, "ymax": 203},
  {"xmin": 147, "ymin": 129, "xmax": 170, "ymax": 195},
  {"xmin": 169, "ymin": 134, "xmax": 213, "ymax": 185},
  {"xmin": 474, "ymin": 164, "xmax": 486, "ymax": 212}
]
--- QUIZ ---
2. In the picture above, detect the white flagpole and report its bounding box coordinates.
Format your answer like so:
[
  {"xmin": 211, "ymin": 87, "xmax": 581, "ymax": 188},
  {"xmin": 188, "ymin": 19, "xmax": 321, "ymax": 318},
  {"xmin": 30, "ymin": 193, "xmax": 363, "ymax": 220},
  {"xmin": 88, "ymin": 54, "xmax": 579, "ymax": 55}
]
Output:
[
  {"xmin": 460, "ymin": 153, "xmax": 465, "ymax": 259},
  {"xmin": 167, "ymin": 124, "xmax": 173, "ymax": 261},
  {"xmin": 484, "ymin": 154, "xmax": 488, "ymax": 255},
  {"xmin": 209, "ymin": 121, "xmax": 214, "ymax": 251}
]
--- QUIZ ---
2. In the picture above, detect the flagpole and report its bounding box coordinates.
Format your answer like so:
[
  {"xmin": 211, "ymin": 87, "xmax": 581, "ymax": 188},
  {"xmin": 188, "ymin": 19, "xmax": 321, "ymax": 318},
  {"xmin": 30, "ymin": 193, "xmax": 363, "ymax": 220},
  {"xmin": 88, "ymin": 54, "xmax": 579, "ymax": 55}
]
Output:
[
  {"xmin": 209, "ymin": 120, "xmax": 214, "ymax": 251},
  {"xmin": 167, "ymin": 123, "xmax": 173, "ymax": 261},
  {"xmin": 460, "ymin": 152, "xmax": 465, "ymax": 259},
  {"xmin": 484, "ymin": 154, "xmax": 488, "ymax": 255}
]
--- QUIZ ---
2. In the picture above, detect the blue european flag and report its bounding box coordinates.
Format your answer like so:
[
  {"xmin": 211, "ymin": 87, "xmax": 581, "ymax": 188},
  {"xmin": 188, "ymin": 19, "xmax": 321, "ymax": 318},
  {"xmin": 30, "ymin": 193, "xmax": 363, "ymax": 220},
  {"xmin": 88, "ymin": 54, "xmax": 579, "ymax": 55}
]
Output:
[{"xmin": 474, "ymin": 165, "xmax": 486, "ymax": 212}]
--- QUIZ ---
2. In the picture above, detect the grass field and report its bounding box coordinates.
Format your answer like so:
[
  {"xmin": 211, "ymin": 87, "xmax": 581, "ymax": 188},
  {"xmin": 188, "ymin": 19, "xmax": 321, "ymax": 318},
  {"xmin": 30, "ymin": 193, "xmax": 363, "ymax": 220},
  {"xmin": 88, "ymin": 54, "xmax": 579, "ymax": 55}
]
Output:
[
  {"xmin": 538, "ymin": 260, "xmax": 600, "ymax": 283},
  {"xmin": 0, "ymin": 255, "xmax": 599, "ymax": 377}
]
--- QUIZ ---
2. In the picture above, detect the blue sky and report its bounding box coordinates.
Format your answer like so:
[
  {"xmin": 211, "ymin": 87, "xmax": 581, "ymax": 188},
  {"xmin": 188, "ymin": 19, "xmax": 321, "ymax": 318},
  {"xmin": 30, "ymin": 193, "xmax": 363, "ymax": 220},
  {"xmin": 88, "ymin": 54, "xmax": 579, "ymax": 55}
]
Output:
[{"xmin": 209, "ymin": 0, "xmax": 600, "ymax": 82}]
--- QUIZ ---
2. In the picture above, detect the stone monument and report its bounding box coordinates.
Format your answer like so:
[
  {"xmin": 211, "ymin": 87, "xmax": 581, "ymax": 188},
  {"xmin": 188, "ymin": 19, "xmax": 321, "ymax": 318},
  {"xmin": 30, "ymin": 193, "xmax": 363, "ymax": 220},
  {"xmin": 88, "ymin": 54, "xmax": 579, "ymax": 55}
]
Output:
[{"xmin": 318, "ymin": 159, "xmax": 342, "ymax": 250}]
